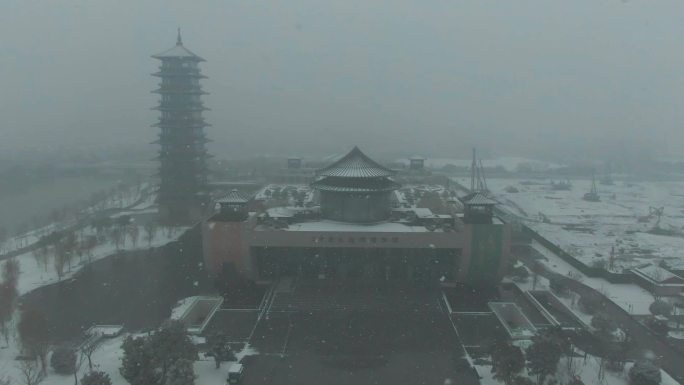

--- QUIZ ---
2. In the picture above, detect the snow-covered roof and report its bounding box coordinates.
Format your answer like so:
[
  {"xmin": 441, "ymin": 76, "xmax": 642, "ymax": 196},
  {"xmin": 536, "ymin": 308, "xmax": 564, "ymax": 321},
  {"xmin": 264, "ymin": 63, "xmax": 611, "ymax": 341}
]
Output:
[
  {"xmin": 489, "ymin": 302, "xmax": 537, "ymax": 340},
  {"xmin": 217, "ymin": 189, "xmax": 249, "ymax": 204},
  {"xmin": 316, "ymin": 146, "xmax": 395, "ymax": 178},
  {"xmin": 632, "ymin": 264, "xmax": 684, "ymax": 285},
  {"xmin": 312, "ymin": 176, "xmax": 399, "ymax": 193},
  {"xmin": 461, "ymin": 192, "xmax": 497, "ymax": 206},
  {"xmin": 267, "ymin": 207, "xmax": 296, "ymax": 218},
  {"xmin": 152, "ymin": 31, "xmax": 205, "ymax": 61},
  {"xmin": 86, "ymin": 325, "xmax": 124, "ymax": 338},
  {"xmin": 282, "ymin": 220, "xmax": 433, "ymax": 232}
]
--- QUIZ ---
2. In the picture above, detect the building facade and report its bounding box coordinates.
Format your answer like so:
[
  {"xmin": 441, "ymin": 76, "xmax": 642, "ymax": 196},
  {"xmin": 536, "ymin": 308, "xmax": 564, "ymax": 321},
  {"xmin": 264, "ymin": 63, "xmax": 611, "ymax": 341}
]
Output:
[{"xmin": 202, "ymin": 147, "xmax": 510, "ymax": 286}]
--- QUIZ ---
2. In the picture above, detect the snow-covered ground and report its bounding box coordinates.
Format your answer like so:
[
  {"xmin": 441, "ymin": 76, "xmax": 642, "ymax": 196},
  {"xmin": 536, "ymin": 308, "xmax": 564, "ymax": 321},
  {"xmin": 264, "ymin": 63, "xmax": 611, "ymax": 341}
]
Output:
[
  {"xmin": 6, "ymin": 224, "xmax": 187, "ymax": 296},
  {"xmin": 0, "ymin": 333, "xmax": 258, "ymax": 385},
  {"xmin": 475, "ymin": 351, "xmax": 680, "ymax": 385},
  {"xmin": 1, "ymin": 183, "xmax": 152, "ymax": 255},
  {"xmin": 531, "ymin": 240, "xmax": 657, "ymax": 315},
  {"xmin": 398, "ymin": 157, "xmax": 565, "ymax": 172},
  {"xmin": 0, "ymin": 191, "xmax": 195, "ymax": 384},
  {"xmin": 463, "ymin": 177, "xmax": 684, "ymax": 271},
  {"xmin": 0, "ymin": 221, "xmax": 191, "ymax": 384}
]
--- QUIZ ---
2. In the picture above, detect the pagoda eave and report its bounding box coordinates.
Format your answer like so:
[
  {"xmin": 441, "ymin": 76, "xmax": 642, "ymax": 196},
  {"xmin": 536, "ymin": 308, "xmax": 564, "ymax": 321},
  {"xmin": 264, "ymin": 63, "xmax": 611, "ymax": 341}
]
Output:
[
  {"xmin": 152, "ymin": 72, "xmax": 207, "ymax": 79},
  {"xmin": 312, "ymin": 185, "xmax": 398, "ymax": 193},
  {"xmin": 152, "ymin": 89, "xmax": 208, "ymax": 95},
  {"xmin": 151, "ymin": 106, "xmax": 209, "ymax": 112},
  {"xmin": 152, "ymin": 123, "xmax": 211, "ymax": 129}
]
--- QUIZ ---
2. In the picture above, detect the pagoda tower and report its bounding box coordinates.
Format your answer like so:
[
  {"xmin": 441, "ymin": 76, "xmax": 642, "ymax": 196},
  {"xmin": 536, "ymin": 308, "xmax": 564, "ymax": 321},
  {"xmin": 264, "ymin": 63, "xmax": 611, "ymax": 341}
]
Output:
[{"xmin": 152, "ymin": 29, "xmax": 210, "ymax": 223}]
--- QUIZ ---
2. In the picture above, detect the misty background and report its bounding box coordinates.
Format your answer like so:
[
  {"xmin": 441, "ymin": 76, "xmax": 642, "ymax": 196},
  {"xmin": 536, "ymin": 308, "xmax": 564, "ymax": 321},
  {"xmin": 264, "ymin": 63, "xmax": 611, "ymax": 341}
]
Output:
[{"xmin": 2, "ymin": 0, "xmax": 684, "ymax": 162}]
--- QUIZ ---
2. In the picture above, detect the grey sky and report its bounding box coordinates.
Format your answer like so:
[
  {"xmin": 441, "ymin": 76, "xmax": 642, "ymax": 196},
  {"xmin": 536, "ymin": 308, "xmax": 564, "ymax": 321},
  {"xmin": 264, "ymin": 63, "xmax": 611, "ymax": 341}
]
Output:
[{"xmin": 1, "ymin": 0, "xmax": 683, "ymax": 160}]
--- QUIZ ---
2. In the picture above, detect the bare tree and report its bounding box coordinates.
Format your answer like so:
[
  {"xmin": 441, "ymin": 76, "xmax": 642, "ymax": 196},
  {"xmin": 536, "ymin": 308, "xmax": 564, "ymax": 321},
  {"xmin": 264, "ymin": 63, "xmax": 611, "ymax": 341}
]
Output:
[
  {"xmin": 54, "ymin": 249, "xmax": 67, "ymax": 281},
  {"xmin": 128, "ymin": 225, "xmax": 140, "ymax": 249},
  {"xmin": 61, "ymin": 232, "xmax": 78, "ymax": 272},
  {"xmin": 18, "ymin": 308, "xmax": 49, "ymax": 373},
  {"xmin": 530, "ymin": 261, "xmax": 544, "ymax": 290},
  {"xmin": 80, "ymin": 334, "xmax": 102, "ymax": 371},
  {"xmin": 110, "ymin": 227, "xmax": 124, "ymax": 250},
  {"xmin": 82, "ymin": 235, "xmax": 98, "ymax": 262},
  {"xmin": 2, "ymin": 257, "xmax": 20, "ymax": 287},
  {"xmin": 0, "ymin": 226, "xmax": 7, "ymax": 253},
  {"xmin": 0, "ymin": 282, "xmax": 18, "ymax": 345},
  {"xmin": 18, "ymin": 360, "xmax": 44, "ymax": 385},
  {"xmin": 144, "ymin": 222, "xmax": 157, "ymax": 248},
  {"xmin": 32, "ymin": 245, "xmax": 48, "ymax": 272}
]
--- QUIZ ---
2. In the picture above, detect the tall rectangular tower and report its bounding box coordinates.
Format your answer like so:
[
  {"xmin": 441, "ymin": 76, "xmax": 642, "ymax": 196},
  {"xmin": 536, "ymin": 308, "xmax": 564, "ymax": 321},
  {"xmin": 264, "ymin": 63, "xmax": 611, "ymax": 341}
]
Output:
[{"xmin": 152, "ymin": 30, "xmax": 210, "ymax": 223}]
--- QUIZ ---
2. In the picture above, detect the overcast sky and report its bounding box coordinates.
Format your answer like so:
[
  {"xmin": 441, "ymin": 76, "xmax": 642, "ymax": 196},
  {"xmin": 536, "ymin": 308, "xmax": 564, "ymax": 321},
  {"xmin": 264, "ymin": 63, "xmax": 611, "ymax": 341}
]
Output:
[{"xmin": 1, "ymin": 0, "xmax": 683, "ymax": 161}]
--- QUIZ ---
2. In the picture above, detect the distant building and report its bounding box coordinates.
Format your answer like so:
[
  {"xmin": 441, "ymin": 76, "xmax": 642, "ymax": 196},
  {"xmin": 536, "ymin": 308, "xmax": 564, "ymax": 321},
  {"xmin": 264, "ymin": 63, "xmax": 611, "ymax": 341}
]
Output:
[
  {"xmin": 632, "ymin": 264, "xmax": 684, "ymax": 297},
  {"xmin": 287, "ymin": 157, "xmax": 302, "ymax": 170},
  {"xmin": 409, "ymin": 156, "xmax": 425, "ymax": 171},
  {"xmin": 274, "ymin": 157, "xmax": 315, "ymax": 183},
  {"xmin": 152, "ymin": 30, "xmax": 211, "ymax": 223},
  {"xmin": 202, "ymin": 146, "xmax": 510, "ymax": 286}
]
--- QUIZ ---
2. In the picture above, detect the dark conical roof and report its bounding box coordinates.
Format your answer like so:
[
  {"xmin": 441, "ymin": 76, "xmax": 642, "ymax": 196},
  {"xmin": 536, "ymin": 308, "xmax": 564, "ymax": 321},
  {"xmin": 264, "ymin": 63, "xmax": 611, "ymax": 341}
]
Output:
[
  {"xmin": 152, "ymin": 29, "xmax": 205, "ymax": 61},
  {"xmin": 316, "ymin": 146, "xmax": 395, "ymax": 178}
]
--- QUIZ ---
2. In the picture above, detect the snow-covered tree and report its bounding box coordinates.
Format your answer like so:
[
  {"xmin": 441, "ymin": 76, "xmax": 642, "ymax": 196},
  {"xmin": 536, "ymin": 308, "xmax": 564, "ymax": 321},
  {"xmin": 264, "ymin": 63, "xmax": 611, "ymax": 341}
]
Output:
[
  {"xmin": 81, "ymin": 371, "xmax": 112, "ymax": 385},
  {"xmin": 526, "ymin": 334, "xmax": 562, "ymax": 385},
  {"xmin": 513, "ymin": 376, "xmax": 535, "ymax": 385},
  {"xmin": 490, "ymin": 340, "xmax": 525, "ymax": 385},
  {"xmin": 649, "ymin": 300, "xmax": 672, "ymax": 317},
  {"xmin": 120, "ymin": 320, "xmax": 197, "ymax": 385},
  {"xmin": 591, "ymin": 313, "xmax": 617, "ymax": 337},
  {"xmin": 148, "ymin": 320, "xmax": 198, "ymax": 383},
  {"xmin": 50, "ymin": 347, "xmax": 76, "ymax": 375},
  {"xmin": 165, "ymin": 358, "xmax": 196, "ymax": 385},
  {"xmin": 549, "ymin": 279, "xmax": 569, "ymax": 296},
  {"xmin": 206, "ymin": 332, "xmax": 235, "ymax": 369},
  {"xmin": 578, "ymin": 295, "xmax": 601, "ymax": 315},
  {"xmin": 629, "ymin": 361, "xmax": 661, "ymax": 385},
  {"xmin": 121, "ymin": 336, "xmax": 159, "ymax": 385}
]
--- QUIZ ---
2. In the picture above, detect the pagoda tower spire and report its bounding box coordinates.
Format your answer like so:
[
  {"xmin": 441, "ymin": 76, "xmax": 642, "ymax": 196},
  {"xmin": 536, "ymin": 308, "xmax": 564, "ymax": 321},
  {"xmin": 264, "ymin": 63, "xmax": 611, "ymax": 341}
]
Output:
[{"xmin": 151, "ymin": 31, "xmax": 211, "ymax": 223}]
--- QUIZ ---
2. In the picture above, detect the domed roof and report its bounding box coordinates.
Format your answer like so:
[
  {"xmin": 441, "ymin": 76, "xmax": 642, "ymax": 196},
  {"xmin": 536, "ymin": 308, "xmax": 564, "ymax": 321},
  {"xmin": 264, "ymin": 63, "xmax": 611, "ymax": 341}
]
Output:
[
  {"xmin": 217, "ymin": 189, "xmax": 249, "ymax": 204},
  {"xmin": 316, "ymin": 146, "xmax": 395, "ymax": 178}
]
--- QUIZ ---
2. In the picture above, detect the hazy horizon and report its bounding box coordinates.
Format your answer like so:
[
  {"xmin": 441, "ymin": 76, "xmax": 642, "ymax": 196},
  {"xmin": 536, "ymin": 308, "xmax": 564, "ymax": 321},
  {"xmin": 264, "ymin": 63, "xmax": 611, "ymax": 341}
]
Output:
[{"xmin": 2, "ymin": 0, "xmax": 684, "ymax": 162}]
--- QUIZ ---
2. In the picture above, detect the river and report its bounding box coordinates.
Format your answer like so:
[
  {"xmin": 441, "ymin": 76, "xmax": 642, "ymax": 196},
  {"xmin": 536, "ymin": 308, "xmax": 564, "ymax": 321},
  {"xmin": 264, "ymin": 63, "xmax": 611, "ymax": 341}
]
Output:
[{"xmin": 0, "ymin": 174, "xmax": 123, "ymax": 232}]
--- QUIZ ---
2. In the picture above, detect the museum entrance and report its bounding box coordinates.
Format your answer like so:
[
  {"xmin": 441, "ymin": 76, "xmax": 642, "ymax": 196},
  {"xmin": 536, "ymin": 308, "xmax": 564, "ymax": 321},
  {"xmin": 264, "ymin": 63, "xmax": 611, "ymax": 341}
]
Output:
[{"xmin": 253, "ymin": 247, "xmax": 460, "ymax": 283}]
